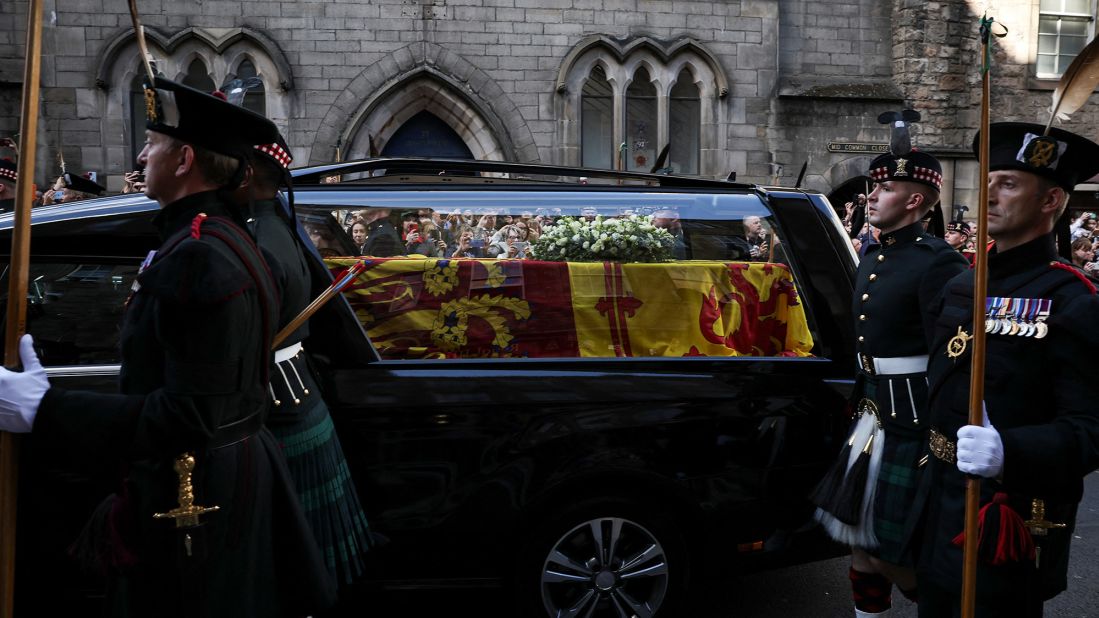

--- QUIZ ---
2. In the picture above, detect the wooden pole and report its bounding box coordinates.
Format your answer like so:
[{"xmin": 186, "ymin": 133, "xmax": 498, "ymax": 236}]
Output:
[
  {"xmin": 961, "ymin": 14, "xmax": 996, "ymax": 618},
  {"xmin": 272, "ymin": 260, "xmax": 368, "ymax": 350},
  {"xmin": 0, "ymin": 0, "xmax": 46, "ymax": 613}
]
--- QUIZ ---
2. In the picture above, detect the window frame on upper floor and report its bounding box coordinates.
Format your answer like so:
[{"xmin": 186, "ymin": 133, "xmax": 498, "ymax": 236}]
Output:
[
  {"xmin": 555, "ymin": 37, "xmax": 728, "ymax": 179},
  {"xmin": 1031, "ymin": 0, "xmax": 1097, "ymax": 81},
  {"xmin": 1033, "ymin": 0, "xmax": 1094, "ymax": 78}
]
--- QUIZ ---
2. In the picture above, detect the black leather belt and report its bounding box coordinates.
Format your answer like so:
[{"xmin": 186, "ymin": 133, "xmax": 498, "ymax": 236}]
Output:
[{"xmin": 210, "ymin": 411, "xmax": 263, "ymax": 449}]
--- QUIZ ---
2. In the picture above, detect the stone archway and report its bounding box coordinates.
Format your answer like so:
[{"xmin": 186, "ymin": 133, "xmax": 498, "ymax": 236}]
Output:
[
  {"xmin": 308, "ymin": 42, "xmax": 539, "ymax": 165},
  {"xmin": 344, "ymin": 74, "xmax": 505, "ymax": 162}
]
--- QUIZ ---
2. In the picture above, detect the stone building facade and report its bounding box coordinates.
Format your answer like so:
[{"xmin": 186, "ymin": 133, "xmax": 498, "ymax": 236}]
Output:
[{"xmin": 3, "ymin": 0, "xmax": 1099, "ymax": 214}]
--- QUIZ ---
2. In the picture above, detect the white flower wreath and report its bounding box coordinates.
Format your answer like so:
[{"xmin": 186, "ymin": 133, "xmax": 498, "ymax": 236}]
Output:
[{"xmin": 528, "ymin": 214, "xmax": 676, "ymax": 263}]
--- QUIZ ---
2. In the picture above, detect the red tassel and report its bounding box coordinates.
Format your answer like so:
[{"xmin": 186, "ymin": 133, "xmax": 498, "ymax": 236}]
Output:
[
  {"xmin": 191, "ymin": 212, "xmax": 208, "ymax": 239},
  {"xmin": 951, "ymin": 492, "xmax": 1036, "ymax": 565}
]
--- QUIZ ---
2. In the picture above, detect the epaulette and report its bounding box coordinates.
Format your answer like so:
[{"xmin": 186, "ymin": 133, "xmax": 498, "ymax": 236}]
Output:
[
  {"xmin": 1049, "ymin": 260, "xmax": 1097, "ymax": 295},
  {"xmin": 138, "ymin": 216, "xmax": 256, "ymax": 304}
]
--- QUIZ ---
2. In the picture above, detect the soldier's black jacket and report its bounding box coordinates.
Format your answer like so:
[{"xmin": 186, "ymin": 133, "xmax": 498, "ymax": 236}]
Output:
[
  {"xmin": 253, "ymin": 199, "xmax": 312, "ymax": 347},
  {"xmin": 854, "ymin": 222, "xmax": 967, "ymax": 380},
  {"xmin": 920, "ymin": 233, "xmax": 1099, "ymax": 601},
  {"xmin": 34, "ymin": 191, "xmax": 335, "ymax": 617}
]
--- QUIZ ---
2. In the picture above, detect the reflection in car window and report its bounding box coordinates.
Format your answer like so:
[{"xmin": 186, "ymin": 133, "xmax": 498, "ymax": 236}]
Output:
[
  {"xmin": 294, "ymin": 191, "xmax": 815, "ymax": 361},
  {"xmin": 0, "ymin": 263, "xmax": 137, "ymax": 366}
]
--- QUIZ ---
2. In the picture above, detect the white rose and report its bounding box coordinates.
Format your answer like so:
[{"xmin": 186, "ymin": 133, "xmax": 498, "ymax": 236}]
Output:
[
  {"xmin": 582, "ymin": 241, "xmax": 590, "ymax": 249},
  {"xmin": 557, "ymin": 237, "xmax": 568, "ymax": 246},
  {"xmin": 600, "ymin": 233, "xmax": 608, "ymax": 240},
  {"xmin": 560, "ymin": 247, "xmax": 567, "ymax": 255},
  {"xmin": 569, "ymin": 221, "xmax": 582, "ymax": 232}
]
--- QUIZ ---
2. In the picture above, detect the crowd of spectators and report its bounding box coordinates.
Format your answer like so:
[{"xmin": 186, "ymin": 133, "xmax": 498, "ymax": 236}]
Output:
[
  {"xmin": 338, "ymin": 207, "xmax": 552, "ymax": 260},
  {"xmin": 1069, "ymin": 212, "xmax": 1099, "ymax": 281},
  {"xmin": 323, "ymin": 205, "xmax": 775, "ymax": 264}
]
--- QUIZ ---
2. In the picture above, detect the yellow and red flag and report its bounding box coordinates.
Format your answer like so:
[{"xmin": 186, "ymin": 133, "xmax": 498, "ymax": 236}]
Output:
[{"xmin": 327, "ymin": 258, "xmax": 814, "ymax": 360}]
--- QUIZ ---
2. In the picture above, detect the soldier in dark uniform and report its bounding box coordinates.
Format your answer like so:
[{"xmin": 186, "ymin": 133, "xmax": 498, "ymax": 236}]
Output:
[
  {"xmin": 0, "ymin": 76, "xmax": 335, "ymax": 616},
  {"xmin": 917, "ymin": 123, "xmax": 1099, "ymax": 617},
  {"xmin": 0, "ymin": 157, "xmax": 16, "ymax": 213},
  {"xmin": 945, "ymin": 219, "xmax": 976, "ymax": 265},
  {"xmin": 360, "ymin": 208, "xmax": 405, "ymax": 256},
  {"xmin": 237, "ymin": 132, "xmax": 375, "ymax": 591},
  {"xmin": 812, "ymin": 150, "xmax": 968, "ymax": 617}
]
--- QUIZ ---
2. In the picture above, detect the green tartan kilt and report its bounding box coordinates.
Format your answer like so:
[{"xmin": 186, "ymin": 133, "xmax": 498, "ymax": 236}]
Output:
[
  {"xmin": 862, "ymin": 373, "xmax": 929, "ymax": 566},
  {"xmin": 268, "ymin": 357, "xmax": 373, "ymax": 587}
]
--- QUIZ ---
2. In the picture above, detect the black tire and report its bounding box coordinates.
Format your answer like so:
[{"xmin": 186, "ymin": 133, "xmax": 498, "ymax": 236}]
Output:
[{"xmin": 515, "ymin": 496, "xmax": 690, "ymax": 618}]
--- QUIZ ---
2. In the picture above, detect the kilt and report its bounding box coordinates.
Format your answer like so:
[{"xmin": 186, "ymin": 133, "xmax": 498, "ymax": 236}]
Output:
[
  {"xmin": 267, "ymin": 352, "xmax": 373, "ymax": 587},
  {"xmin": 864, "ymin": 373, "xmax": 928, "ymax": 566},
  {"xmin": 813, "ymin": 369, "xmax": 931, "ymax": 563}
]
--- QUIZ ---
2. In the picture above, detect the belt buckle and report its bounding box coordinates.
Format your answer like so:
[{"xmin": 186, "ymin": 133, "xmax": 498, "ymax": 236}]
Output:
[
  {"xmin": 860, "ymin": 353, "xmax": 875, "ymax": 375},
  {"xmin": 929, "ymin": 428, "xmax": 957, "ymax": 464}
]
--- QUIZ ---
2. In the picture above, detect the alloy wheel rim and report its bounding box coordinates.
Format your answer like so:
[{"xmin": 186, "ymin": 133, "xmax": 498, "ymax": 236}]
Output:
[{"xmin": 540, "ymin": 516, "xmax": 669, "ymax": 618}]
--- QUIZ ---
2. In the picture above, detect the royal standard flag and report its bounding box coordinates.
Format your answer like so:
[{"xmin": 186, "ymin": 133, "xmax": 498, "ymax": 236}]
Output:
[{"xmin": 327, "ymin": 258, "xmax": 813, "ymax": 360}]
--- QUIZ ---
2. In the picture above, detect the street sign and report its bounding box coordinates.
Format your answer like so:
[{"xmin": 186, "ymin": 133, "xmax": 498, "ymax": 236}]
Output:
[{"xmin": 827, "ymin": 142, "xmax": 889, "ymax": 154}]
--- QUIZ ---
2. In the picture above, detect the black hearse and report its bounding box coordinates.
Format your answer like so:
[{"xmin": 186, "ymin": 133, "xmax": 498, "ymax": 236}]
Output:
[{"xmin": 2, "ymin": 159, "xmax": 858, "ymax": 617}]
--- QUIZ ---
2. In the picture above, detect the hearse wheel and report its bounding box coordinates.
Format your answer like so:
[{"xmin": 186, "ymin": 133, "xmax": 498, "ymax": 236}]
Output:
[{"xmin": 522, "ymin": 498, "xmax": 688, "ymax": 618}]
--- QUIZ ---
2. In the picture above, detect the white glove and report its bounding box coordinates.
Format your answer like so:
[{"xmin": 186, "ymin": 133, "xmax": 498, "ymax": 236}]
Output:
[
  {"xmin": 956, "ymin": 403, "xmax": 1004, "ymax": 479},
  {"xmin": 0, "ymin": 334, "xmax": 49, "ymax": 433}
]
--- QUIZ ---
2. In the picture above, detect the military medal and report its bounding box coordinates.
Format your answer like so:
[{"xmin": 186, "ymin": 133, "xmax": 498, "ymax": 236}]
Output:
[
  {"xmin": 1016, "ymin": 298, "xmax": 1030, "ymax": 336},
  {"xmin": 946, "ymin": 326, "xmax": 972, "ymax": 359},
  {"xmin": 1006, "ymin": 298, "xmax": 1021, "ymax": 335},
  {"xmin": 984, "ymin": 297, "xmax": 1001, "ymax": 333},
  {"xmin": 993, "ymin": 296, "xmax": 1006, "ymax": 334},
  {"xmin": 1034, "ymin": 299, "xmax": 1051, "ymax": 339},
  {"xmin": 990, "ymin": 298, "xmax": 1008, "ymax": 334},
  {"xmin": 1021, "ymin": 298, "xmax": 1036, "ymax": 337}
]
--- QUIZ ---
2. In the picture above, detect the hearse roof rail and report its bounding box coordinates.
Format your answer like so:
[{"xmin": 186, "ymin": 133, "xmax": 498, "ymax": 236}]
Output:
[{"xmin": 291, "ymin": 157, "xmax": 755, "ymax": 190}]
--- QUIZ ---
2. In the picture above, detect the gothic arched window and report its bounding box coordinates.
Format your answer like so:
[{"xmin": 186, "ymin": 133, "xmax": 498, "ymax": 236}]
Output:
[
  {"xmin": 181, "ymin": 59, "xmax": 216, "ymax": 93},
  {"xmin": 669, "ymin": 70, "xmax": 700, "ymax": 175},
  {"xmin": 581, "ymin": 65, "xmax": 613, "ymax": 170},
  {"xmin": 235, "ymin": 59, "xmax": 266, "ymax": 116},
  {"xmin": 129, "ymin": 74, "xmax": 146, "ymax": 166},
  {"xmin": 558, "ymin": 37, "xmax": 725, "ymax": 176},
  {"xmin": 625, "ymin": 67, "xmax": 657, "ymax": 172}
]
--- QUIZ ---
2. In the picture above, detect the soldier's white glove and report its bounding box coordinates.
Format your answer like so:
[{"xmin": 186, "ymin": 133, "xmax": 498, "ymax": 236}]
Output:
[
  {"xmin": 956, "ymin": 402, "xmax": 1003, "ymax": 479},
  {"xmin": 0, "ymin": 335, "xmax": 49, "ymax": 433}
]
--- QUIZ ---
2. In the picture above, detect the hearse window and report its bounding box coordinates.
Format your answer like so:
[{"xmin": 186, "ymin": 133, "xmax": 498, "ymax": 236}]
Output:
[
  {"xmin": 295, "ymin": 191, "xmax": 816, "ymax": 361},
  {"xmin": 0, "ymin": 262, "xmax": 137, "ymax": 366}
]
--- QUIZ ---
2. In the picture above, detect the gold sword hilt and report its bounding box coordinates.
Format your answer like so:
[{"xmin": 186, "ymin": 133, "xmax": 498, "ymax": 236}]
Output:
[
  {"xmin": 153, "ymin": 452, "xmax": 220, "ymax": 528},
  {"xmin": 1023, "ymin": 498, "xmax": 1066, "ymax": 537}
]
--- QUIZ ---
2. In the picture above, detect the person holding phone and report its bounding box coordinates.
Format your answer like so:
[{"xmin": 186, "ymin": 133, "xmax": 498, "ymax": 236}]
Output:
[
  {"xmin": 489, "ymin": 225, "xmax": 527, "ymax": 259},
  {"xmin": 405, "ymin": 221, "xmax": 445, "ymax": 256},
  {"xmin": 122, "ymin": 169, "xmax": 147, "ymax": 194},
  {"xmin": 450, "ymin": 227, "xmax": 485, "ymax": 258}
]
